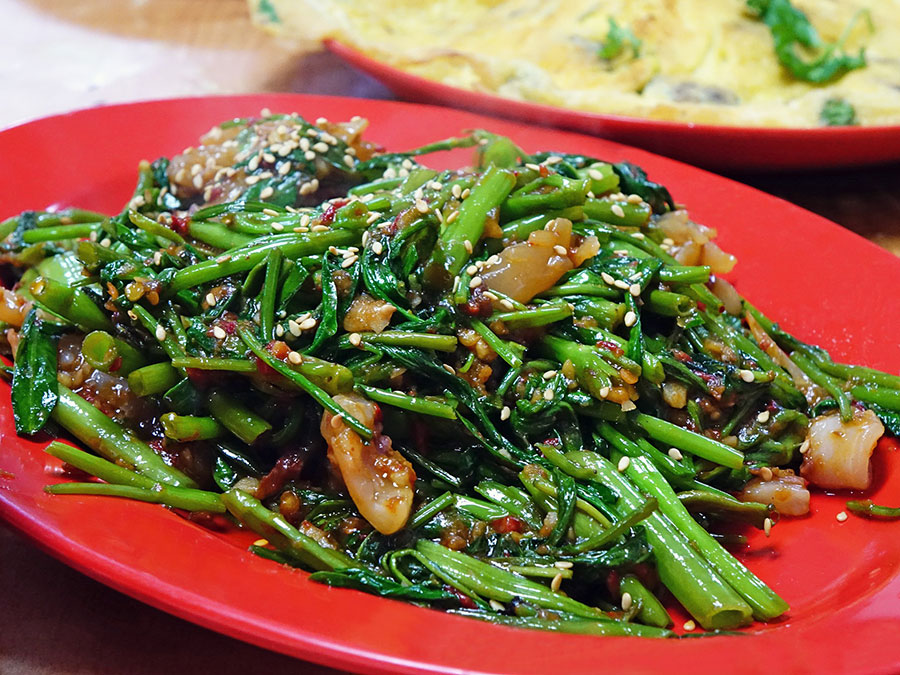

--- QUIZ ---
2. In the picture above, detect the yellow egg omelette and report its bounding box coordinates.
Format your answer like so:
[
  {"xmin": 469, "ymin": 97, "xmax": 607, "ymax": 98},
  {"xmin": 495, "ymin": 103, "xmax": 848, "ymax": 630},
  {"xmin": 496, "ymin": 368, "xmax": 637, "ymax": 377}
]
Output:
[{"xmin": 250, "ymin": 0, "xmax": 900, "ymax": 127}]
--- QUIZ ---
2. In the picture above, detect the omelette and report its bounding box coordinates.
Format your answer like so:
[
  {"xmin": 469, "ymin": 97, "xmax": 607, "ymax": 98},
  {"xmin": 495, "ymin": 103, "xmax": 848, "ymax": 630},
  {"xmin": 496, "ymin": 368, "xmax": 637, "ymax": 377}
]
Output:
[{"xmin": 251, "ymin": 0, "xmax": 900, "ymax": 127}]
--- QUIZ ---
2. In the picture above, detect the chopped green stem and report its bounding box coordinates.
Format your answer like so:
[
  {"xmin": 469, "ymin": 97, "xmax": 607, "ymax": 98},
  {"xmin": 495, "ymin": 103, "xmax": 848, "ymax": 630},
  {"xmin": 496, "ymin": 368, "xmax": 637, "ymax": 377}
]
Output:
[
  {"xmin": 46, "ymin": 481, "xmax": 224, "ymax": 513},
  {"xmin": 238, "ymin": 324, "xmax": 371, "ymax": 440},
  {"xmin": 633, "ymin": 413, "xmax": 745, "ymax": 469},
  {"xmin": 409, "ymin": 491, "xmax": 455, "ymax": 528},
  {"xmin": 127, "ymin": 362, "xmax": 181, "ymax": 396},
  {"xmin": 169, "ymin": 356, "xmax": 256, "ymax": 372},
  {"xmin": 470, "ymin": 319, "xmax": 523, "ymax": 368},
  {"xmin": 493, "ymin": 304, "xmax": 573, "ymax": 328},
  {"xmin": 207, "ymin": 390, "xmax": 272, "ymax": 444},
  {"xmin": 846, "ymin": 499, "xmax": 900, "ymax": 519},
  {"xmin": 52, "ymin": 384, "xmax": 196, "ymax": 487},
  {"xmin": 161, "ymin": 412, "xmax": 224, "ymax": 441},
  {"xmin": 620, "ymin": 575, "xmax": 672, "ymax": 628},
  {"xmin": 356, "ymin": 384, "xmax": 457, "ymax": 419}
]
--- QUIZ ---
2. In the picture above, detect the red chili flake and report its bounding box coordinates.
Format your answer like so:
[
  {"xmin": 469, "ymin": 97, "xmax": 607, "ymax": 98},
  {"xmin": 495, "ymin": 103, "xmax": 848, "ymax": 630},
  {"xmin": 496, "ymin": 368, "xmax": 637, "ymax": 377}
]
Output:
[
  {"xmin": 219, "ymin": 319, "xmax": 237, "ymax": 335},
  {"xmin": 255, "ymin": 450, "xmax": 306, "ymax": 500},
  {"xmin": 542, "ymin": 437, "xmax": 561, "ymax": 446},
  {"xmin": 697, "ymin": 301, "xmax": 707, "ymax": 312},
  {"xmin": 605, "ymin": 570, "xmax": 621, "ymax": 598},
  {"xmin": 672, "ymin": 349, "xmax": 693, "ymax": 363},
  {"xmin": 596, "ymin": 340, "xmax": 624, "ymax": 357},
  {"xmin": 266, "ymin": 340, "xmax": 291, "ymax": 360},
  {"xmin": 539, "ymin": 165, "xmax": 550, "ymax": 177},
  {"xmin": 108, "ymin": 356, "xmax": 123, "ymax": 373},
  {"xmin": 185, "ymin": 368, "xmax": 214, "ymax": 387},
  {"xmin": 320, "ymin": 199, "xmax": 349, "ymax": 225},
  {"xmin": 254, "ymin": 356, "xmax": 277, "ymax": 377},
  {"xmin": 490, "ymin": 516, "xmax": 525, "ymax": 534},
  {"xmin": 447, "ymin": 586, "xmax": 477, "ymax": 609},
  {"xmin": 170, "ymin": 213, "xmax": 191, "ymax": 235},
  {"xmin": 460, "ymin": 286, "xmax": 493, "ymax": 318}
]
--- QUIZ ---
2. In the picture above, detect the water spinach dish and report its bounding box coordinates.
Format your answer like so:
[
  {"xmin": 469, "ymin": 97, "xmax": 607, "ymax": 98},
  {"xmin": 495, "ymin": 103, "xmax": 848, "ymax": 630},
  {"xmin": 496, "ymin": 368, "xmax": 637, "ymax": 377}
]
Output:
[{"xmin": 2, "ymin": 112, "xmax": 897, "ymax": 636}]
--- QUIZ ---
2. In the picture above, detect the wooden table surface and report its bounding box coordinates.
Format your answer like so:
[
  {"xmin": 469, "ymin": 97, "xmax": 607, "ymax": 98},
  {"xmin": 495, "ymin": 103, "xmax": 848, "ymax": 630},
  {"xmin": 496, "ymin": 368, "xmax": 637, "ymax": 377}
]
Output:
[{"xmin": 1, "ymin": 1, "xmax": 899, "ymax": 674}]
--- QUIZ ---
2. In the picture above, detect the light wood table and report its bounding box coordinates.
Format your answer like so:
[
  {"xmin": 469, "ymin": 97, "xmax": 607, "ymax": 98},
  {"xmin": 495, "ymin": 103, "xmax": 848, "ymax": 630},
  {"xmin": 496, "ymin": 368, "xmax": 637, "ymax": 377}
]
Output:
[{"xmin": 1, "ymin": 1, "xmax": 899, "ymax": 674}]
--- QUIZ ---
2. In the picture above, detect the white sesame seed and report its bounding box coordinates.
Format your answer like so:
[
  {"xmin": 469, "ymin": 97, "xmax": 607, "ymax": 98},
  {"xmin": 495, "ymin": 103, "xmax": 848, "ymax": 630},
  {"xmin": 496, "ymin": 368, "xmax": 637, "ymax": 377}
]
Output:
[
  {"xmin": 153, "ymin": 251, "xmax": 163, "ymax": 266},
  {"xmin": 631, "ymin": 232, "xmax": 645, "ymax": 240},
  {"xmin": 371, "ymin": 241, "xmax": 384, "ymax": 255},
  {"xmin": 288, "ymin": 351, "xmax": 303, "ymax": 365},
  {"xmin": 468, "ymin": 276, "xmax": 483, "ymax": 289},
  {"xmin": 288, "ymin": 319, "xmax": 301, "ymax": 336},
  {"xmin": 341, "ymin": 255, "xmax": 358, "ymax": 268},
  {"xmin": 614, "ymin": 279, "xmax": 630, "ymax": 290},
  {"xmin": 836, "ymin": 511, "xmax": 848, "ymax": 522},
  {"xmin": 599, "ymin": 386, "xmax": 610, "ymax": 398},
  {"xmin": 312, "ymin": 142, "xmax": 329, "ymax": 153},
  {"xmin": 799, "ymin": 439, "xmax": 810, "ymax": 454},
  {"xmin": 543, "ymin": 388, "xmax": 555, "ymax": 401},
  {"xmin": 601, "ymin": 272, "xmax": 616, "ymax": 285},
  {"xmin": 299, "ymin": 318, "xmax": 317, "ymax": 330},
  {"xmin": 757, "ymin": 410, "xmax": 770, "ymax": 423},
  {"xmin": 311, "ymin": 224, "xmax": 329, "ymax": 232},
  {"xmin": 662, "ymin": 237, "xmax": 675, "ymax": 246},
  {"xmin": 617, "ymin": 456, "xmax": 631, "ymax": 472},
  {"xmin": 216, "ymin": 254, "xmax": 232, "ymax": 263},
  {"xmin": 415, "ymin": 199, "xmax": 429, "ymax": 214},
  {"xmin": 245, "ymin": 175, "xmax": 260, "ymax": 186},
  {"xmin": 315, "ymin": 116, "xmax": 328, "ymax": 125},
  {"xmin": 343, "ymin": 155, "xmax": 354, "ymax": 167},
  {"xmin": 155, "ymin": 325, "xmax": 167, "ymax": 341},
  {"xmin": 304, "ymin": 150, "xmax": 316, "ymax": 161},
  {"xmin": 299, "ymin": 137, "xmax": 310, "ymax": 151},
  {"xmin": 554, "ymin": 560, "xmax": 573, "ymax": 570},
  {"xmin": 100, "ymin": 238, "xmax": 112, "ymax": 248},
  {"xmin": 624, "ymin": 311, "xmax": 637, "ymax": 327},
  {"xmin": 683, "ymin": 620, "xmax": 696, "ymax": 631},
  {"xmin": 739, "ymin": 369, "xmax": 755, "ymax": 383},
  {"xmin": 621, "ymin": 592, "xmax": 633, "ymax": 611},
  {"xmin": 443, "ymin": 364, "xmax": 456, "ymax": 375},
  {"xmin": 278, "ymin": 162, "xmax": 291, "ymax": 176},
  {"xmin": 621, "ymin": 400, "xmax": 637, "ymax": 412},
  {"xmin": 629, "ymin": 283, "xmax": 641, "ymax": 297},
  {"xmin": 272, "ymin": 223, "xmax": 285, "ymax": 232},
  {"xmin": 460, "ymin": 188, "xmax": 471, "ymax": 199},
  {"xmin": 466, "ymin": 264, "xmax": 479, "ymax": 276},
  {"xmin": 760, "ymin": 467, "xmax": 773, "ymax": 481},
  {"xmin": 275, "ymin": 324, "xmax": 285, "ymax": 337},
  {"xmin": 451, "ymin": 184, "xmax": 462, "ymax": 199},
  {"xmin": 260, "ymin": 186, "xmax": 274, "ymax": 200},
  {"xmin": 349, "ymin": 333, "xmax": 362, "ymax": 347},
  {"xmin": 668, "ymin": 447, "xmax": 683, "ymax": 461},
  {"xmin": 611, "ymin": 204, "xmax": 626, "ymax": 219},
  {"xmin": 213, "ymin": 326, "xmax": 227, "ymax": 340},
  {"xmin": 550, "ymin": 573, "xmax": 564, "ymax": 592},
  {"xmin": 500, "ymin": 405, "xmax": 511, "ymax": 421},
  {"xmin": 588, "ymin": 168, "xmax": 604, "ymax": 181},
  {"xmin": 627, "ymin": 194, "xmax": 643, "ymax": 204},
  {"xmin": 525, "ymin": 163, "xmax": 541, "ymax": 172},
  {"xmin": 489, "ymin": 599, "xmax": 505, "ymax": 612},
  {"xmin": 500, "ymin": 299, "xmax": 515, "ymax": 311},
  {"xmin": 447, "ymin": 211, "xmax": 461, "ymax": 225},
  {"xmin": 553, "ymin": 244, "xmax": 568, "ymax": 256},
  {"xmin": 764, "ymin": 517, "xmax": 773, "ymax": 537},
  {"xmin": 205, "ymin": 293, "xmax": 217, "ymax": 306},
  {"xmin": 263, "ymin": 152, "xmax": 276, "ymax": 163}
]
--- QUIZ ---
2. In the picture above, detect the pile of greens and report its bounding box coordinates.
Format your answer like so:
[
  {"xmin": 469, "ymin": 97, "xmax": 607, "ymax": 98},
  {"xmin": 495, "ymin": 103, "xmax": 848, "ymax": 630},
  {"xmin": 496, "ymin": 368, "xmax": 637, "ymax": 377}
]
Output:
[{"xmin": 3, "ymin": 112, "xmax": 898, "ymax": 637}]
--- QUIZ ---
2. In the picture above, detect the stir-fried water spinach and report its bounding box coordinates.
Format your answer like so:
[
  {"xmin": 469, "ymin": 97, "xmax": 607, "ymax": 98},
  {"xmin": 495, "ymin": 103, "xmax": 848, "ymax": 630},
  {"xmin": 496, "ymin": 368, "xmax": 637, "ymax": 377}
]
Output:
[{"xmin": 1, "ymin": 112, "xmax": 897, "ymax": 636}]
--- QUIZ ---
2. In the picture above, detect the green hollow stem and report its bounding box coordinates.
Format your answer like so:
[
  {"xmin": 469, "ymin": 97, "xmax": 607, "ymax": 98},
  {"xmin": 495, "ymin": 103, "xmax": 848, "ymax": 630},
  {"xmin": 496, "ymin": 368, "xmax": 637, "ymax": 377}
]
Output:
[
  {"xmin": 566, "ymin": 451, "xmax": 753, "ymax": 630},
  {"xmin": 238, "ymin": 325, "xmax": 372, "ymax": 440},
  {"xmin": 221, "ymin": 489, "xmax": 356, "ymax": 571},
  {"xmin": 22, "ymin": 223, "xmax": 101, "ymax": 243},
  {"xmin": 620, "ymin": 575, "xmax": 673, "ymax": 628},
  {"xmin": 51, "ymin": 384, "xmax": 196, "ymax": 488},
  {"xmin": 81, "ymin": 331, "xmax": 145, "ymax": 376},
  {"xmin": 493, "ymin": 304, "xmax": 573, "ymax": 328},
  {"xmin": 453, "ymin": 611, "xmax": 673, "ymax": 638},
  {"xmin": 416, "ymin": 539, "xmax": 609, "ymax": 619},
  {"xmin": 161, "ymin": 412, "xmax": 224, "ymax": 441},
  {"xmin": 355, "ymin": 331, "xmax": 458, "ymax": 353},
  {"xmin": 169, "ymin": 356, "xmax": 256, "ymax": 372},
  {"xmin": 128, "ymin": 362, "xmax": 181, "ymax": 397},
  {"xmin": 45, "ymin": 482, "xmax": 224, "ymax": 513},
  {"xmin": 621, "ymin": 454, "xmax": 788, "ymax": 621},
  {"xmin": 633, "ymin": 413, "xmax": 745, "ymax": 470},
  {"xmin": 356, "ymin": 384, "xmax": 457, "ymax": 420},
  {"xmin": 207, "ymin": 390, "xmax": 272, "ymax": 444},
  {"xmin": 170, "ymin": 229, "xmax": 360, "ymax": 292}
]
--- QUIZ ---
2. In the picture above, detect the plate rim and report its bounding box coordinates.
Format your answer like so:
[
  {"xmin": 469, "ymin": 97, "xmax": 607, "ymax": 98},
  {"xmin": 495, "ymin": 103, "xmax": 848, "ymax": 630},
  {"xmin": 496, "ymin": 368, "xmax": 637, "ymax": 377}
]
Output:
[{"xmin": 2, "ymin": 93, "xmax": 900, "ymax": 675}]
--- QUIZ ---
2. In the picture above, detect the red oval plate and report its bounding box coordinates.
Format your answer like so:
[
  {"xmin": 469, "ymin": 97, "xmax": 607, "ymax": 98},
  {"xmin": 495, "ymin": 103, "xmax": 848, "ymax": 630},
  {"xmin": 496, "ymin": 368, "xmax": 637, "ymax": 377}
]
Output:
[
  {"xmin": 2, "ymin": 95, "xmax": 900, "ymax": 675},
  {"xmin": 327, "ymin": 40, "xmax": 900, "ymax": 172}
]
